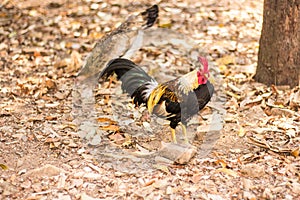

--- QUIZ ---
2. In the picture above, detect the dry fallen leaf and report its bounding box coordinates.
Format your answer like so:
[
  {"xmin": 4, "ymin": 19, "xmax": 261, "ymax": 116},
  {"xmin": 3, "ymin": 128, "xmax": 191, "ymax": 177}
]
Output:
[
  {"xmin": 215, "ymin": 159, "xmax": 227, "ymax": 168},
  {"xmin": 108, "ymin": 132, "xmax": 125, "ymax": 144},
  {"xmin": 100, "ymin": 124, "xmax": 120, "ymax": 132},
  {"xmin": 216, "ymin": 55, "xmax": 235, "ymax": 66},
  {"xmin": 0, "ymin": 163, "xmax": 9, "ymax": 170},
  {"xmin": 291, "ymin": 148, "xmax": 299, "ymax": 157},
  {"xmin": 153, "ymin": 164, "xmax": 170, "ymax": 174},
  {"xmin": 216, "ymin": 168, "xmax": 239, "ymax": 178},
  {"xmin": 97, "ymin": 117, "xmax": 118, "ymax": 124}
]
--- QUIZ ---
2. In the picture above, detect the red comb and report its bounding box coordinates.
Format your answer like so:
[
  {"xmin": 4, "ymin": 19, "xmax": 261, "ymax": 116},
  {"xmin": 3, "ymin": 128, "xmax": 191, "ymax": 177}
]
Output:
[{"xmin": 198, "ymin": 56, "xmax": 208, "ymax": 72}]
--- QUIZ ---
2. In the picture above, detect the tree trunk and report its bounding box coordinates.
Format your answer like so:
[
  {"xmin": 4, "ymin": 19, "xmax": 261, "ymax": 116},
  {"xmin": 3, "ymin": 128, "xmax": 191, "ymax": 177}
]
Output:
[{"xmin": 255, "ymin": 0, "xmax": 300, "ymax": 88}]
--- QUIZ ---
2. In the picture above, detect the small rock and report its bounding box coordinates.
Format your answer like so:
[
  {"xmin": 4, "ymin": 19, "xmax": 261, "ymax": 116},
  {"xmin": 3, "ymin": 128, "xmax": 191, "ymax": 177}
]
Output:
[
  {"xmin": 176, "ymin": 147, "xmax": 197, "ymax": 164},
  {"xmin": 158, "ymin": 142, "xmax": 197, "ymax": 164}
]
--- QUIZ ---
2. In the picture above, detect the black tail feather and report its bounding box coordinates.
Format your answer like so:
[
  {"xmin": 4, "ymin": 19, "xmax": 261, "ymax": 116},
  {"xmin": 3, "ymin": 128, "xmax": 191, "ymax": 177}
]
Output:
[
  {"xmin": 100, "ymin": 58, "xmax": 155, "ymax": 104},
  {"xmin": 141, "ymin": 5, "xmax": 159, "ymax": 28}
]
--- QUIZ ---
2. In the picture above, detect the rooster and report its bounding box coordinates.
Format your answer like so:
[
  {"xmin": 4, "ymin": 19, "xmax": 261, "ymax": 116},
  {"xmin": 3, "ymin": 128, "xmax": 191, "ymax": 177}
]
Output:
[{"xmin": 100, "ymin": 57, "xmax": 214, "ymax": 143}]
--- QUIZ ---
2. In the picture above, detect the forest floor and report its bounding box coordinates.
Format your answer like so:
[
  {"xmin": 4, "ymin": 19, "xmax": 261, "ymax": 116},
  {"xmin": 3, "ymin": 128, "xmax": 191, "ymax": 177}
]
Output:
[{"xmin": 1, "ymin": 0, "xmax": 300, "ymax": 199}]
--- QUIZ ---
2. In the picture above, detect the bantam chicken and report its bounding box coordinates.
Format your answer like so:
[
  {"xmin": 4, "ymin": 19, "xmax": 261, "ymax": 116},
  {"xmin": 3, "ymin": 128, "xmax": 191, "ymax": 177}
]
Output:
[{"xmin": 100, "ymin": 57, "xmax": 214, "ymax": 143}]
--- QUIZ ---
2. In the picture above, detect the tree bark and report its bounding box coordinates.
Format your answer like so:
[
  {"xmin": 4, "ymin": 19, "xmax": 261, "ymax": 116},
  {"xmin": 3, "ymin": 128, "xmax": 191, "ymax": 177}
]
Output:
[{"xmin": 255, "ymin": 0, "xmax": 300, "ymax": 88}]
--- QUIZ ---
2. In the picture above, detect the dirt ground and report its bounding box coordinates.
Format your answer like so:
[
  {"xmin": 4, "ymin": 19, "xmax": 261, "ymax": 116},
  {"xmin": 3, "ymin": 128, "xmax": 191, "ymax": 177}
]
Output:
[{"xmin": 1, "ymin": 0, "xmax": 299, "ymax": 199}]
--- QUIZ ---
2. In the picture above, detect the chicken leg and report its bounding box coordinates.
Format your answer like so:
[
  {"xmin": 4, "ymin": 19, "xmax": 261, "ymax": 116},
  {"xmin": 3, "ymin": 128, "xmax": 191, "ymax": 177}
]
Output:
[
  {"xmin": 171, "ymin": 128, "xmax": 177, "ymax": 143},
  {"xmin": 170, "ymin": 124, "xmax": 189, "ymax": 144},
  {"xmin": 181, "ymin": 124, "xmax": 189, "ymax": 144}
]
